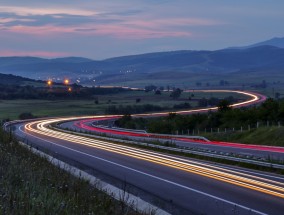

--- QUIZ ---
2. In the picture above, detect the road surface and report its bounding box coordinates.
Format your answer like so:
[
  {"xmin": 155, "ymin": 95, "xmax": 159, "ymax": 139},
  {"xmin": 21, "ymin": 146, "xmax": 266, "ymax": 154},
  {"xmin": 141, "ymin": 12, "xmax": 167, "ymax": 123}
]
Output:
[{"xmin": 10, "ymin": 117, "xmax": 284, "ymax": 215}]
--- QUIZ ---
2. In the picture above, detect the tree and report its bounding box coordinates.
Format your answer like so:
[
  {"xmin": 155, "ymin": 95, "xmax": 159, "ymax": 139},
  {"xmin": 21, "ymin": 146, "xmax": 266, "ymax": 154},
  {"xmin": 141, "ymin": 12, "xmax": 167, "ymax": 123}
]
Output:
[
  {"xmin": 170, "ymin": 88, "xmax": 182, "ymax": 99},
  {"xmin": 145, "ymin": 85, "xmax": 157, "ymax": 92},
  {"xmin": 155, "ymin": 90, "xmax": 161, "ymax": 95},
  {"xmin": 218, "ymin": 100, "xmax": 232, "ymax": 112},
  {"xmin": 166, "ymin": 85, "xmax": 170, "ymax": 92},
  {"xmin": 19, "ymin": 112, "xmax": 35, "ymax": 120},
  {"xmin": 136, "ymin": 98, "xmax": 141, "ymax": 103}
]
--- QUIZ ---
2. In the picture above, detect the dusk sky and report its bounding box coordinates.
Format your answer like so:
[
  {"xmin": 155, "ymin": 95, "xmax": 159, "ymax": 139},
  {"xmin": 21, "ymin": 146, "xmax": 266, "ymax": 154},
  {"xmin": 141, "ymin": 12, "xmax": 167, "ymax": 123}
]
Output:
[{"xmin": 0, "ymin": 0, "xmax": 283, "ymax": 59}]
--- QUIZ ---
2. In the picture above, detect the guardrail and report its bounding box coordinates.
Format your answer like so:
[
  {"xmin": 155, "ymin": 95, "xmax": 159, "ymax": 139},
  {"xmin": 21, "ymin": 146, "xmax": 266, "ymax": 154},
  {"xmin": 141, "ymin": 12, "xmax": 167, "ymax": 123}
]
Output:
[
  {"xmin": 91, "ymin": 123, "xmax": 209, "ymax": 142},
  {"xmin": 92, "ymin": 124, "xmax": 148, "ymax": 134},
  {"xmin": 51, "ymin": 125, "xmax": 284, "ymax": 170}
]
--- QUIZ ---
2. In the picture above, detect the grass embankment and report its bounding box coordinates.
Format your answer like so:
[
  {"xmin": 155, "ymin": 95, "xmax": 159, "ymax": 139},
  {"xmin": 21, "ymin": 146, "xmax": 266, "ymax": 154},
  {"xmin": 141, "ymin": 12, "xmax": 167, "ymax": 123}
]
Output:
[
  {"xmin": 203, "ymin": 126, "xmax": 284, "ymax": 146},
  {"xmin": 0, "ymin": 128, "xmax": 141, "ymax": 214}
]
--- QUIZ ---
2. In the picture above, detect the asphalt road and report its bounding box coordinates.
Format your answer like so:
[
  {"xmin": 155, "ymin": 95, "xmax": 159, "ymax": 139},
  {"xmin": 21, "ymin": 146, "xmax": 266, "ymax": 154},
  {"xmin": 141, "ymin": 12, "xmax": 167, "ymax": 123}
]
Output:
[
  {"xmin": 11, "ymin": 118, "xmax": 284, "ymax": 215},
  {"xmin": 60, "ymin": 118, "xmax": 284, "ymax": 160}
]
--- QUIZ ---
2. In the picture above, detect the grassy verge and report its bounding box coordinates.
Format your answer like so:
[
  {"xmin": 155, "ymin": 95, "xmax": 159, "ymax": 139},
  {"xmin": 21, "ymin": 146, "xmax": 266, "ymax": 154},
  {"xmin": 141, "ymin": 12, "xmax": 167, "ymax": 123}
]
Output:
[
  {"xmin": 0, "ymin": 128, "xmax": 142, "ymax": 214},
  {"xmin": 203, "ymin": 126, "xmax": 284, "ymax": 147}
]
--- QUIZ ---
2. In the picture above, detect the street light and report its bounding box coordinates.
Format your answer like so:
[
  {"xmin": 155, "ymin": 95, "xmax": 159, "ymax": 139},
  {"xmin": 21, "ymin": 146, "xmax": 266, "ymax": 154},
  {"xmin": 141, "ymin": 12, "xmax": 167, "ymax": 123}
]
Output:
[
  {"xmin": 64, "ymin": 79, "xmax": 69, "ymax": 85},
  {"xmin": 68, "ymin": 87, "xmax": 72, "ymax": 92},
  {"xmin": 47, "ymin": 80, "xmax": 52, "ymax": 86}
]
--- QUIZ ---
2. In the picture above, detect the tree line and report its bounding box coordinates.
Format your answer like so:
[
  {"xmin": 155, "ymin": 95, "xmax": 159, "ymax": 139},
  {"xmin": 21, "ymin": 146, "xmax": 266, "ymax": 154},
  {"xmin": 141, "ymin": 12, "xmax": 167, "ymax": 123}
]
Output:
[
  {"xmin": 115, "ymin": 98, "xmax": 284, "ymax": 134},
  {"xmin": 0, "ymin": 84, "xmax": 129, "ymax": 100}
]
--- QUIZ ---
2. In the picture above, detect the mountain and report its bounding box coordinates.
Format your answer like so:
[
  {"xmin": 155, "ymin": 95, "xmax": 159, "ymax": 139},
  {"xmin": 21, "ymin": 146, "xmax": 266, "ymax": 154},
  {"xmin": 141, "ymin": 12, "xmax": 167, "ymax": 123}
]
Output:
[
  {"xmin": 249, "ymin": 37, "xmax": 284, "ymax": 48},
  {"xmin": 229, "ymin": 37, "xmax": 284, "ymax": 49},
  {"xmin": 0, "ymin": 46, "xmax": 283, "ymax": 87}
]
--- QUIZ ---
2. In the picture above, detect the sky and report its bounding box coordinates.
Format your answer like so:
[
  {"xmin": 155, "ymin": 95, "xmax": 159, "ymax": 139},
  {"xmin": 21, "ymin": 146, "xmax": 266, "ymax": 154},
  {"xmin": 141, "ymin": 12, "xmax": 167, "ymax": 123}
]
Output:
[{"xmin": 0, "ymin": 0, "xmax": 283, "ymax": 59}]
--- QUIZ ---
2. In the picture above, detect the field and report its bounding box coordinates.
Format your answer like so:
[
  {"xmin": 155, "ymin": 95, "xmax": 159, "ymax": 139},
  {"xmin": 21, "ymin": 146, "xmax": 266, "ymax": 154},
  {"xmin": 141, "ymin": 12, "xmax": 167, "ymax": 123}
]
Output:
[{"xmin": 0, "ymin": 90, "xmax": 250, "ymax": 120}]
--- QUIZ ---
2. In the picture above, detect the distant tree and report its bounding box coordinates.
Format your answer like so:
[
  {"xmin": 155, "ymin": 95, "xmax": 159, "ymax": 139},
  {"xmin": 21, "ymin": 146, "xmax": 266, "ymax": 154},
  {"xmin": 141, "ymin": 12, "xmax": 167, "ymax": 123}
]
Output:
[
  {"xmin": 207, "ymin": 97, "xmax": 220, "ymax": 106},
  {"xmin": 145, "ymin": 85, "xmax": 157, "ymax": 92},
  {"xmin": 155, "ymin": 90, "xmax": 161, "ymax": 95},
  {"xmin": 219, "ymin": 80, "xmax": 229, "ymax": 86},
  {"xmin": 159, "ymin": 86, "xmax": 164, "ymax": 91},
  {"xmin": 170, "ymin": 88, "xmax": 182, "ymax": 99},
  {"xmin": 218, "ymin": 100, "xmax": 232, "ymax": 112},
  {"xmin": 166, "ymin": 85, "xmax": 170, "ymax": 92},
  {"xmin": 19, "ymin": 112, "xmax": 35, "ymax": 120},
  {"xmin": 167, "ymin": 112, "xmax": 177, "ymax": 120}
]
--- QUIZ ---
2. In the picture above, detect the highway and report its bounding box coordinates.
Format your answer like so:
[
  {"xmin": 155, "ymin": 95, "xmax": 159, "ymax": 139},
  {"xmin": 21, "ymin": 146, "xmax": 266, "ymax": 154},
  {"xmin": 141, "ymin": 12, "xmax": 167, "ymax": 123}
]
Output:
[
  {"xmin": 10, "ymin": 116, "xmax": 284, "ymax": 215},
  {"xmin": 57, "ymin": 90, "xmax": 284, "ymax": 160},
  {"xmin": 8, "ymin": 90, "xmax": 284, "ymax": 214}
]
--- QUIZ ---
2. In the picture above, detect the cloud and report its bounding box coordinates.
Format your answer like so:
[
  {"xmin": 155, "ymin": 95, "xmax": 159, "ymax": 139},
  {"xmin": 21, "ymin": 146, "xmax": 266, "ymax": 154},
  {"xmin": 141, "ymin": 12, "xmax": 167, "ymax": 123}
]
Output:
[
  {"xmin": 0, "ymin": 50, "xmax": 71, "ymax": 58},
  {"xmin": 0, "ymin": 18, "xmax": 35, "ymax": 24},
  {"xmin": 0, "ymin": 13, "xmax": 220, "ymax": 39},
  {"xmin": 0, "ymin": 6, "xmax": 97, "ymax": 17}
]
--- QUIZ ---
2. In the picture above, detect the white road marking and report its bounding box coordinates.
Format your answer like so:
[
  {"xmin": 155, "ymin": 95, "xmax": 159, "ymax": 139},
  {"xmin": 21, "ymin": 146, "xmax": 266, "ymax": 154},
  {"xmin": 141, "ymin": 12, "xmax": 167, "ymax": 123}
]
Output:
[{"xmin": 19, "ymin": 125, "xmax": 268, "ymax": 215}]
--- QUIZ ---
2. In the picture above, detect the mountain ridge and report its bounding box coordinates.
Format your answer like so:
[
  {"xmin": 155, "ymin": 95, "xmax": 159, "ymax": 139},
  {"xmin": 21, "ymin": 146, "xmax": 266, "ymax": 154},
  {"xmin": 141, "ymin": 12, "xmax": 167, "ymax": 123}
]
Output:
[{"xmin": 0, "ymin": 41, "xmax": 283, "ymax": 86}]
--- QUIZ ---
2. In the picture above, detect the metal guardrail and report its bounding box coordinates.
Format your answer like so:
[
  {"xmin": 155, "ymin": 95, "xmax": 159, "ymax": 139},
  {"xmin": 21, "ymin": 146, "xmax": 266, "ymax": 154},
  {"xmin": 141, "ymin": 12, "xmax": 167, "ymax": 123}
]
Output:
[
  {"xmin": 92, "ymin": 124, "xmax": 148, "ymax": 134},
  {"xmin": 51, "ymin": 125, "xmax": 284, "ymax": 170},
  {"xmin": 91, "ymin": 123, "xmax": 209, "ymax": 142}
]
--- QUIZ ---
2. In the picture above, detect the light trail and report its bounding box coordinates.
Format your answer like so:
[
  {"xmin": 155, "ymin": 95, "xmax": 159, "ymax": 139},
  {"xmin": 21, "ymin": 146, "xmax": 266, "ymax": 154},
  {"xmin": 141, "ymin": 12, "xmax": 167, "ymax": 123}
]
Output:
[
  {"xmin": 23, "ymin": 117, "xmax": 284, "ymax": 199},
  {"xmin": 70, "ymin": 90, "xmax": 283, "ymax": 153}
]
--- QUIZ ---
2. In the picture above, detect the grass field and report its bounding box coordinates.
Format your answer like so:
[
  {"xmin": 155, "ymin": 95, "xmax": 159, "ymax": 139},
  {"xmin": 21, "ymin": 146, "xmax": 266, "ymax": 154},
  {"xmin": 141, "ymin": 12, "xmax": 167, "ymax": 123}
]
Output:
[{"xmin": 0, "ymin": 90, "xmax": 250, "ymax": 120}]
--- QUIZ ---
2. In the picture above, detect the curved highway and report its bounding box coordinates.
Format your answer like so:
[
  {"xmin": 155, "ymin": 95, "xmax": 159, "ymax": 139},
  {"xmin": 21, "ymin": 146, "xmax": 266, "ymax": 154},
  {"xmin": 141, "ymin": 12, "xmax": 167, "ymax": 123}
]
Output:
[
  {"xmin": 60, "ymin": 90, "xmax": 284, "ymax": 159},
  {"xmin": 9, "ymin": 90, "xmax": 284, "ymax": 214}
]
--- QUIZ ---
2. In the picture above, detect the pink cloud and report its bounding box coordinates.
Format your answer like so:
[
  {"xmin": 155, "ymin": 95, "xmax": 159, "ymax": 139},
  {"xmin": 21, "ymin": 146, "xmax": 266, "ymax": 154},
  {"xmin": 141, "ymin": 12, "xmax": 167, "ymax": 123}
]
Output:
[
  {"xmin": 0, "ymin": 16, "xmax": 222, "ymax": 39},
  {"xmin": 89, "ymin": 25, "xmax": 192, "ymax": 39},
  {"xmin": 0, "ymin": 25, "xmax": 75, "ymax": 36},
  {"xmin": 0, "ymin": 6, "xmax": 97, "ymax": 16},
  {"xmin": 0, "ymin": 50, "xmax": 71, "ymax": 58},
  {"xmin": 1, "ymin": 23, "xmax": 192, "ymax": 39},
  {"xmin": 125, "ymin": 18, "xmax": 223, "ymax": 29}
]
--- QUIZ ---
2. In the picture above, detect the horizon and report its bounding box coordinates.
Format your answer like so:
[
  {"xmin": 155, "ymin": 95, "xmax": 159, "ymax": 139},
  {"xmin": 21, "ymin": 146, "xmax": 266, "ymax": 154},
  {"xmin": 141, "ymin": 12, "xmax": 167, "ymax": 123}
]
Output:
[
  {"xmin": 0, "ymin": 37, "xmax": 283, "ymax": 61},
  {"xmin": 0, "ymin": 1, "xmax": 284, "ymax": 59}
]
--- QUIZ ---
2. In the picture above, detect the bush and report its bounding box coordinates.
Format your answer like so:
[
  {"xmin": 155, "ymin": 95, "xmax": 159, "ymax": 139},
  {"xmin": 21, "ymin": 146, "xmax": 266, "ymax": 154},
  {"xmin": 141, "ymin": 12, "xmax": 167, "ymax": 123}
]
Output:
[{"xmin": 19, "ymin": 112, "xmax": 35, "ymax": 120}]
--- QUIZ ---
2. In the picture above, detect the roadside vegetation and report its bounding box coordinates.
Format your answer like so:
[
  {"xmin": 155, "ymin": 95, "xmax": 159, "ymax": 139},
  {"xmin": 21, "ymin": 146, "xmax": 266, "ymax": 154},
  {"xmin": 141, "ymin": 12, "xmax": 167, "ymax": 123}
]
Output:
[
  {"xmin": 0, "ymin": 127, "xmax": 142, "ymax": 214},
  {"xmin": 115, "ymin": 98, "xmax": 284, "ymax": 146},
  {"xmin": 203, "ymin": 126, "xmax": 284, "ymax": 146}
]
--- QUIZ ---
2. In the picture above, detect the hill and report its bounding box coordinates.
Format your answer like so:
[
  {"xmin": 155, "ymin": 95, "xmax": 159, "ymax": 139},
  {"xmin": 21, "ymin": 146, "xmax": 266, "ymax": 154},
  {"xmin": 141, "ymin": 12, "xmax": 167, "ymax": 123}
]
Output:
[
  {"xmin": 0, "ymin": 73, "xmax": 42, "ymax": 86},
  {"xmin": 0, "ymin": 46, "xmax": 283, "ymax": 87}
]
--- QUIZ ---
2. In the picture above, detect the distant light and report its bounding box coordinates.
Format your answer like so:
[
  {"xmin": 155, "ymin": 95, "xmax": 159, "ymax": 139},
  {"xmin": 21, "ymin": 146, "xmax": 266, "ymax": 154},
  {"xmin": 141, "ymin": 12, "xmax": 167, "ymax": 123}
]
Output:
[
  {"xmin": 68, "ymin": 87, "xmax": 72, "ymax": 92},
  {"xmin": 64, "ymin": 79, "xmax": 69, "ymax": 85},
  {"xmin": 47, "ymin": 80, "xmax": 52, "ymax": 86}
]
